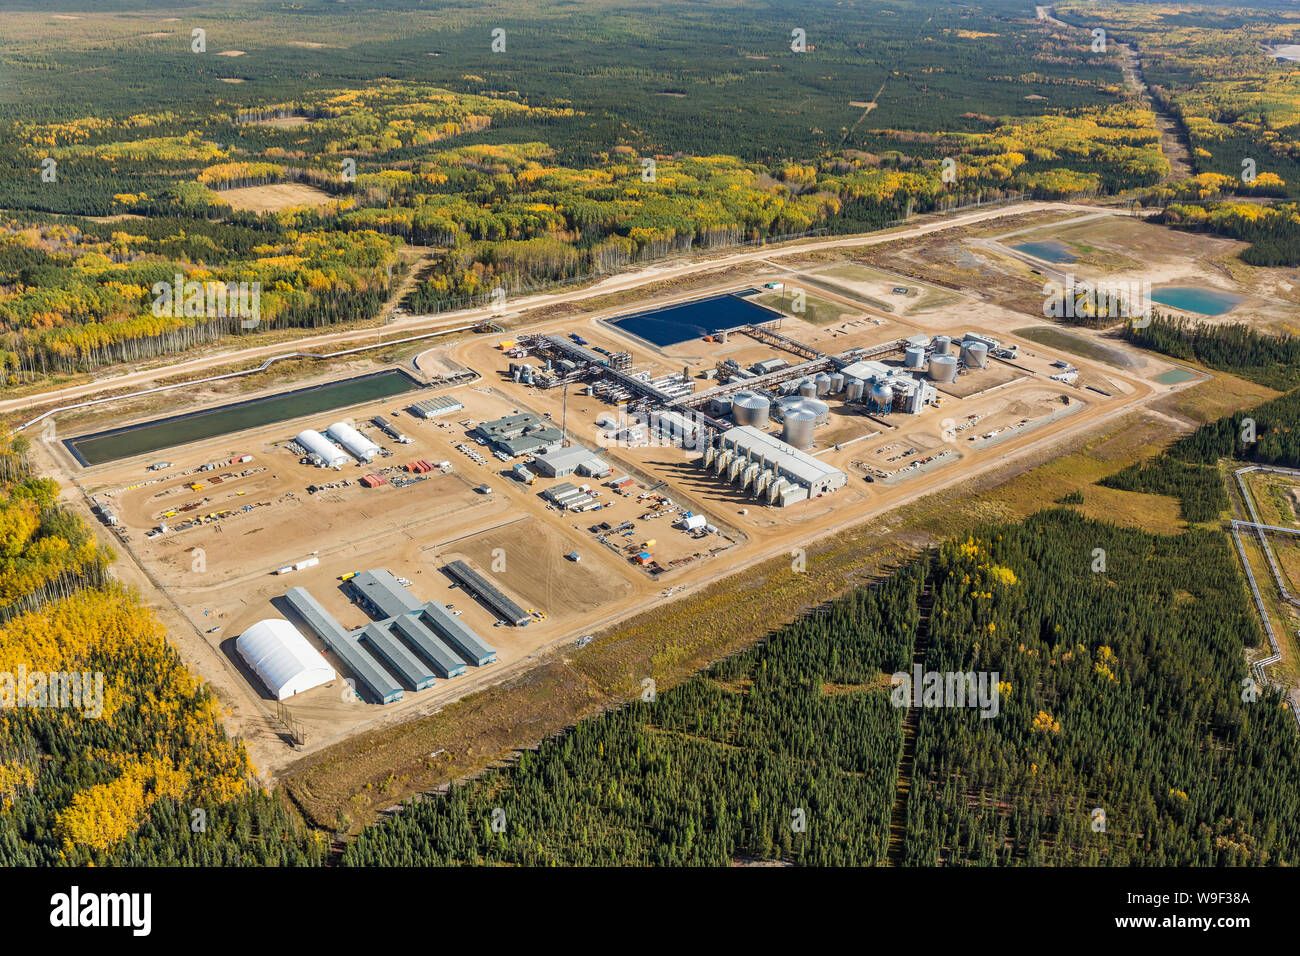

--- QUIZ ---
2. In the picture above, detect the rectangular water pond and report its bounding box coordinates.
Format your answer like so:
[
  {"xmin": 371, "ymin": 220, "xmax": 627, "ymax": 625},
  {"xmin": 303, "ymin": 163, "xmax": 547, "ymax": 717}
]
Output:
[
  {"xmin": 606, "ymin": 291, "xmax": 778, "ymax": 347},
  {"xmin": 1012, "ymin": 240, "xmax": 1078, "ymax": 264},
  {"xmin": 1149, "ymin": 286, "xmax": 1244, "ymax": 316},
  {"xmin": 67, "ymin": 369, "xmax": 422, "ymax": 466}
]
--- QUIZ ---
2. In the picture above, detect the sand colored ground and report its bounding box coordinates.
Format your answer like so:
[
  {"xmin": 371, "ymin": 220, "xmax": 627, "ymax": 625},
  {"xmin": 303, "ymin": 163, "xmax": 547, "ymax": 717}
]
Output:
[{"xmin": 26, "ymin": 210, "xmax": 1216, "ymax": 777}]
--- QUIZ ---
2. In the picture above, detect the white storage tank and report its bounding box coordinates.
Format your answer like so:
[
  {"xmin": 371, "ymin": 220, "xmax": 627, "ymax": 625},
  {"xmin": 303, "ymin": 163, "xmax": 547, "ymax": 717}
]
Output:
[
  {"xmin": 932, "ymin": 335, "xmax": 951, "ymax": 355},
  {"xmin": 731, "ymin": 391, "xmax": 771, "ymax": 428},
  {"xmin": 295, "ymin": 429, "xmax": 348, "ymax": 468},
  {"xmin": 904, "ymin": 345, "xmax": 927, "ymax": 369},
  {"xmin": 846, "ymin": 378, "xmax": 865, "ymax": 402},
  {"xmin": 777, "ymin": 395, "xmax": 830, "ymax": 425},
  {"xmin": 829, "ymin": 373, "xmax": 845, "ymax": 393},
  {"xmin": 961, "ymin": 340, "xmax": 989, "ymax": 369},
  {"xmin": 782, "ymin": 409, "xmax": 817, "ymax": 451},
  {"xmin": 798, "ymin": 378, "xmax": 818, "ymax": 398},
  {"xmin": 327, "ymin": 421, "xmax": 380, "ymax": 463},
  {"xmin": 814, "ymin": 373, "xmax": 832, "ymax": 396},
  {"xmin": 928, "ymin": 354, "xmax": 959, "ymax": 383}
]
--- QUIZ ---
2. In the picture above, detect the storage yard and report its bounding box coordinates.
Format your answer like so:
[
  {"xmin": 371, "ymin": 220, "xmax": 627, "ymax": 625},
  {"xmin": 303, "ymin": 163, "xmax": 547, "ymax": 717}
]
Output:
[{"xmin": 50, "ymin": 236, "xmax": 1202, "ymax": 762}]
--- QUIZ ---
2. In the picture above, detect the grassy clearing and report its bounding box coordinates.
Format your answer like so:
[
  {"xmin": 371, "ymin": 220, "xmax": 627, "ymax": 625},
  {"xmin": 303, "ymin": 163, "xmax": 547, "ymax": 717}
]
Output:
[
  {"xmin": 1013, "ymin": 326, "xmax": 1137, "ymax": 368},
  {"xmin": 754, "ymin": 290, "xmax": 857, "ymax": 325}
]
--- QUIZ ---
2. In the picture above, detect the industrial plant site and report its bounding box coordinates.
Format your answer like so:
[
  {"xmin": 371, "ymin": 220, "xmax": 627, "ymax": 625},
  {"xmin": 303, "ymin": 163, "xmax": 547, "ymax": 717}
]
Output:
[{"xmin": 47, "ymin": 258, "xmax": 1197, "ymax": 763}]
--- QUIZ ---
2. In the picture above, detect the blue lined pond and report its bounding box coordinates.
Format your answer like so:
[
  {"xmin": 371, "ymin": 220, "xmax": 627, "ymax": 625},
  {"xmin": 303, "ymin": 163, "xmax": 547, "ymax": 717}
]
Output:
[{"xmin": 606, "ymin": 291, "xmax": 778, "ymax": 347}]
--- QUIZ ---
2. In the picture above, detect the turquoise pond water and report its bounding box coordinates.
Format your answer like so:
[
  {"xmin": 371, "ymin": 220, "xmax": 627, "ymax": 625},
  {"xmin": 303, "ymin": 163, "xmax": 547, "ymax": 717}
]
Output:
[
  {"xmin": 1149, "ymin": 286, "xmax": 1244, "ymax": 316},
  {"xmin": 1012, "ymin": 240, "xmax": 1078, "ymax": 263}
]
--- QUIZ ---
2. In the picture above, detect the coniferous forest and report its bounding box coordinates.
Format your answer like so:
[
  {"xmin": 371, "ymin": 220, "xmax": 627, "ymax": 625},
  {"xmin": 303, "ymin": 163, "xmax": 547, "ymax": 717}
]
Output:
[{"xmin": 343, "ymin": 511, "xmax": 1299, "ymax": 866}]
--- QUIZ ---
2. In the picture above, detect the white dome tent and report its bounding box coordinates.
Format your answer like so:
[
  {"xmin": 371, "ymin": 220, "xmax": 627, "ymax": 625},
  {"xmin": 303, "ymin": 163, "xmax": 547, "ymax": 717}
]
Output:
[{"xmin": 236, "ymin": 619, "xmax": 335, "ymax": 700}]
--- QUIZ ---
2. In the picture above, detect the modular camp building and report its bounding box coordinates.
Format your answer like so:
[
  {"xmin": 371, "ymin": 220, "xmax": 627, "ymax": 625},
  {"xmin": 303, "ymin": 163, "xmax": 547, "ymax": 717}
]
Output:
[
  {"xmin": 235, "ymin": 619, "xmax": 336, "ymax": 701},
  {"xmin": 326, "ymin": 421, "xmax": 380, "ymax": 463},
  {"xmin": 296, "ymin": 429, "xmax": 348, "ymax": 468},
  {"xmin": 444, "ymin": 559, "xmax": 531, "ymax": 626}
]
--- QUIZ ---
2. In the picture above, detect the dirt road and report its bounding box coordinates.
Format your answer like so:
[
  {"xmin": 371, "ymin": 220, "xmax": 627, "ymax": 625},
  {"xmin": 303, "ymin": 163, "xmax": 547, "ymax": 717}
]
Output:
[{"xmin": 4, "ymin": 200, "xmax": 1107, "ymax": 424}]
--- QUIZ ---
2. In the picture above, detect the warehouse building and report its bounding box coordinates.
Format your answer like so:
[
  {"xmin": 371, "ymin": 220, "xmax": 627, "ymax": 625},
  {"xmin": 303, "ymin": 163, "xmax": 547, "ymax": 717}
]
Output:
[
  {"xmin": 444, "ymin": 559, "xmax": 532, "ymax": 626},
  {"xmin": 475, "ymin": 412, "xmax": 565, "ymax": 458},
  {"xmin": 235, "ymin": 619, "xmax": 335, "ymax": 701},
  {"xmin": 533, "ymin": 444, "xmax": 609, "ymax": 479},
  {"xmin": 295, "ymin": 429, "xmax": 348, "ymax": 469},
  {"xmin": 326, "ymin": 421, "xmax": 380, "ymax": 463},
  {"xmin": 409, "ymin": 395, "xmax": 465, "ymax": 419},
  {"xmin": 702, "ymin": 426, "xmax": 846, "ymax": 506}
]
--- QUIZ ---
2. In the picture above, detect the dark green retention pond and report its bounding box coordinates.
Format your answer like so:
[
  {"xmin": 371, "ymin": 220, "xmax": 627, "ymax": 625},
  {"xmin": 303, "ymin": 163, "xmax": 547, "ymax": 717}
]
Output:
[{"xmin": 67, "ymin": 369, "xmax": 421, "ymax": 466}]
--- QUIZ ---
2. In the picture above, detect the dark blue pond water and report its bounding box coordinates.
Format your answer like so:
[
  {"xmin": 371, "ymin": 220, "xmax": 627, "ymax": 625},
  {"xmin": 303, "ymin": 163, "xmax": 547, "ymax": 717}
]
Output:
[
  {"xmin": 607, "ymin": 291, "xmax": 777, "ymax": 347},
  {"xmin": 1012, "ymin": 240, "xmax": 1078, "ymax": 264}
]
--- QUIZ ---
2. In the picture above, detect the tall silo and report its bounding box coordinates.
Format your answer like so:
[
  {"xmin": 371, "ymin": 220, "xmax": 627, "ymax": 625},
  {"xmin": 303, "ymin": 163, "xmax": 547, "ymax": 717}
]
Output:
[
  {"xmin": 781, "ymin": 409, "xmax": 817, "ymax": 450},
  {"xmin": 829, "ymin": 372, "xmax": 845, "ymax": 394},
  {"xmin": 904, "ymin": 345, "xmax": 927, "ymax": 369},
  {"xmin": 932, "ymin": 335, "xmax": 951, "ymax": 356},
  {"xmin": 845, "ymin": 378, "xmax": 865, "ymax": 402},
  {"xmin": 798, "ymin": 378, "xmax": 818, "ymax": 398},
  {"xmin": 928, "ymin": 354, "xmax": 958, "ymax": 383},
  {"xmin": 814, "ymin": 372, "xmax": 832, "ymax": 396},
  {"xmin": 961, "ymin": 340, "xmax": 989, "ymax": 369},
  {"xmin": 732, "ymin": 390, "xmax": 770, "ymax": 427}
]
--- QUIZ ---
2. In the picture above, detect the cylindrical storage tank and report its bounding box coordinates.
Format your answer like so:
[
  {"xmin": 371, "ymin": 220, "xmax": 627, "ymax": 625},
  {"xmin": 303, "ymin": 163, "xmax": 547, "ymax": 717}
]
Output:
[
  {"xmin": 846, "ymin": 378, "xmax": 865, "ymax": 402},
  {"xmin": 829, "ymin": 373, "xmax": 845, "ymax": 394},
  {"xmin": 731, "ymin": 390, "xmax": 770, "ymax": 428},
  {"xmin": 814, "ymin": 373, "xmax": 831, "ymax": 396},
  {"xmin": 798, "ymin": 378, "xmax": 817, "ymax": 398},
  {"xmin": 928, "ymin": 354, "xmax": 958, "ymax": 383},
  {"xmin": 961, "ymin": 340, "xmax": 989, "ymax": 369},
  {"xmin": 782, "ymin": 409, "xmax": 817, "ymax": 450},
  {"xmin": 904, "ymin": 345, "xmax": 927, "ymax": 369},
  {"xmin": 869, "ymin": 382, "xmax": 894, "ymax": 412},
  {"xmin": 932, "ymin": 335, "xmax": 951, "ymax": 356},
  {"xmin": 777, "ymin": 396, "xmax": 830, "ymax": 426}
]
